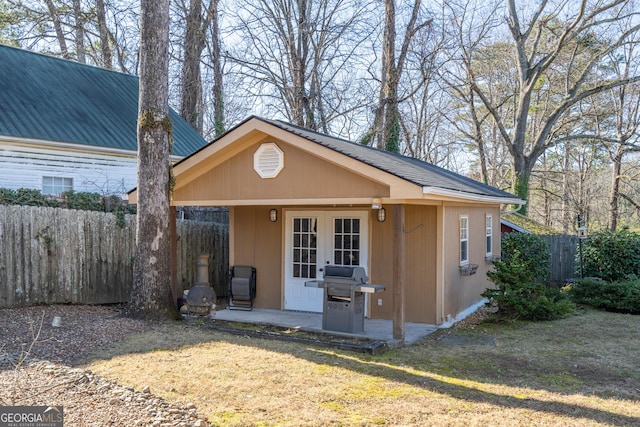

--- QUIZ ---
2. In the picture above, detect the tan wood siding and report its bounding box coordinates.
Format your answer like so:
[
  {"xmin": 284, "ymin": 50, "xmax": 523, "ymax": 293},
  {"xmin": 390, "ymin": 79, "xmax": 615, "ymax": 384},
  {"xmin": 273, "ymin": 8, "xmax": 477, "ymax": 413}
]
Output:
[
  {"xmin": 442, "ymin": 205, "xmax": 501, "ymax": 319},
  {"xmin": 369, "ymin": 204, "xmax": 438, "ymax": 323},
  {"xmin": 231, "ymin": 206, "xmax": 283, "ymax": 309},
  {"xmin": 173, "ymin": 139, "xmax": 390, "ymax": 203}
]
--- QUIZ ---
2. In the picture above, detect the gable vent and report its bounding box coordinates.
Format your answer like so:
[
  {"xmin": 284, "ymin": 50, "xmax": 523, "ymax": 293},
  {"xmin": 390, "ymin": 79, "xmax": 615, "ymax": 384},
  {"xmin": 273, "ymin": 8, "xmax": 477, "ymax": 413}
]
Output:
[{"xmin": 254, "ymin": 143, "xmax": 284, "ymax": 178}]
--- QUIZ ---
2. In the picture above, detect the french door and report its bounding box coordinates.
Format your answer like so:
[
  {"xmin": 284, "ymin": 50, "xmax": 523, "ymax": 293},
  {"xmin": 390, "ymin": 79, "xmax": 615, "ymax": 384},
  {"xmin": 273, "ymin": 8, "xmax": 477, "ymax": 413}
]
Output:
[{"xmin": 284, "ymin": 211, "xmax": 368, "ymax": 312}]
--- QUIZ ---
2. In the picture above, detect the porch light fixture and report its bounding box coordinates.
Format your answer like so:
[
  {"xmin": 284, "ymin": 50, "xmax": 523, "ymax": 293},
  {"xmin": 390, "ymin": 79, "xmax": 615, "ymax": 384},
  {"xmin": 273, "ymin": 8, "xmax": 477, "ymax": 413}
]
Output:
[
  {"xmin": 270, "ymin": 208, "xmax": 278, "ymax": 222},
  {"xmin": 377, "ymin": 207, "xmax": 386, "ymax": 222}
]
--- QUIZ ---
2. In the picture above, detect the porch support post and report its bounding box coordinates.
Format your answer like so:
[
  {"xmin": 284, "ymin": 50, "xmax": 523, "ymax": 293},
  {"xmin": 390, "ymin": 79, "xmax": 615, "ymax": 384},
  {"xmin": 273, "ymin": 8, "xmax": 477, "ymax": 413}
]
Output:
[
  {"xmin": 170, "ymin": 205, "xmax": 178, "ymax": 307},
  {"xmin": 392, "ymin": 204, "xmax": 405, "ymax": 342}
]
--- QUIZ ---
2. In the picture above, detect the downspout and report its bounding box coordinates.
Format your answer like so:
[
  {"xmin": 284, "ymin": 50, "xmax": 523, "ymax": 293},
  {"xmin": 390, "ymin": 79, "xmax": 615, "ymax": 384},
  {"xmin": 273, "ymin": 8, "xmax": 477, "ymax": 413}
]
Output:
[
  {"xmin": 501, "ymin": 201, "xmax": 526, "ymax": 215},
  {"xmin": 437, "ymin": 203, "xmax": 445, "ymax": 325}
]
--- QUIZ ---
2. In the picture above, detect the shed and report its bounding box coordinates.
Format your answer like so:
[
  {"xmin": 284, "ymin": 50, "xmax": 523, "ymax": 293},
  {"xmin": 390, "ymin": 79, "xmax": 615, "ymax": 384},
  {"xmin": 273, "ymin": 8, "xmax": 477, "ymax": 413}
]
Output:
[{"xmin": 130, "ymin": 116, "xmax": 524, "ymax": 338}]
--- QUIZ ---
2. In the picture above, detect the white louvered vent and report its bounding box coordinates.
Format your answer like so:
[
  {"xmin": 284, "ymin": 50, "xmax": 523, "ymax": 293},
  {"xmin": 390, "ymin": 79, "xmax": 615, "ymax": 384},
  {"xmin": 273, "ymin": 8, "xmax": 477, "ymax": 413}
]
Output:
[{"xmin": 253, "ymin": 143, "xmax": 284, "ymax": 178}]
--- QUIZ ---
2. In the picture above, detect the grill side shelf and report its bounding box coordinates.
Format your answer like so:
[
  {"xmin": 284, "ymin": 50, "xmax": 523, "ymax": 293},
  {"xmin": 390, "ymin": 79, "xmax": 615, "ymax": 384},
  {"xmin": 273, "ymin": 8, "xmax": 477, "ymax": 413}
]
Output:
[{"xmin": 304, "ymin": 280, "xmax": 385, "ymax": 293}]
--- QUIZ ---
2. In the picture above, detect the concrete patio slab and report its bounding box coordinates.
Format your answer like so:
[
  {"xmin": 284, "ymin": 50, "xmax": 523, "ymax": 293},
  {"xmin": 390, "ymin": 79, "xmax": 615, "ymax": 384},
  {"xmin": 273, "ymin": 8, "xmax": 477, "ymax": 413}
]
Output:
[{"xmin": 211, "ymin": 308, "xmax": 439, "ymax": 345}]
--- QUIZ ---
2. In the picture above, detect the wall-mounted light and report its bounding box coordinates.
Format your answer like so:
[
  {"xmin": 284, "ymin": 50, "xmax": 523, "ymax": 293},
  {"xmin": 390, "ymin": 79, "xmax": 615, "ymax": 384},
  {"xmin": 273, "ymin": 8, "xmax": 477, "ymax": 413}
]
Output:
[
  {"xmin": 270, "ymin": 208, "xmax": 278, "ymax": 222},
  {"xmin": 377, "ymin": 207, "xmax": 386, "ymax": 222}
]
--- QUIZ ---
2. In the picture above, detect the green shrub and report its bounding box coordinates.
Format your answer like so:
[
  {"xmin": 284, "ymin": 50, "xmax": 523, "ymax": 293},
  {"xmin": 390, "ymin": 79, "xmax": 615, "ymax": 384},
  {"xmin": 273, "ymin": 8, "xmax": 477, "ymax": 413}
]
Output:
[
  {"xmin": 61, "ymin": 190, "xmax": 105, "ymax": 211},
  {"xmin": 579, "ymin": 229, "xmax": 640, "ymax": 282},
  {"xmin": 483, "ymin": 232, "xmax": 574, "ymax": 321},
  {"xmin": 0, "ymin": 187, "xmax": 56, "ymax": 206},
  {"xmin": 501, "ymin": 232, "xmax": 550, "ymax": 282},
  {"xmin": 483, "ymin": 260, "xmax": 575, "ymax": 321},
  {"xmin": 0, "ymin": 187, "xmax": 136, "ymax": 215},
  {"xmin": 569, "ymin": 277, "xmax": 640, "ymax": 314}
]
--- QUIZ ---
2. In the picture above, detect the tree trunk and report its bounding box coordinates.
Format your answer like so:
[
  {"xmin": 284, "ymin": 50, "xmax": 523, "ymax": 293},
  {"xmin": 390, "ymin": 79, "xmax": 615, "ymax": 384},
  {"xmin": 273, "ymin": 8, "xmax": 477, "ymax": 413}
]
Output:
[
  {"xmin": 44, "ymin": 0, "xmax": 70, "ymax": 59},
  {"xmin": 96, "ymin": 0, "xmax": 112, "ymax": 69},
  {"xmin": 72, "ymin": 0, "xmax": 85, "ymax": 63},
  {"xmin": 180, "ymin": 0, "xmax": 207, "ymax": 134},
  {"xmin": 375, "ymin": 0, "xmax": 426, "ymax": 153},
  {"xmin": 469, "ymin": 90, "xmax": 488, "ymax": 184},
  {"xmin": 609, "ymin": 147, "xmax": 623, "ymax": 231},
  {"xmin": 511, "ymin": 149, "xmax": 531, "ymax": 214},
  {"xmin": 290, "ymin": 0, "xmax": 311, "ymax": 128},
  {"xmin": 127, "ymin": 0, "xmax": 176, "ymax": 320},
  {"xmin": 210, "ymin": 0, "xmax": 224, "ymax": 137},
  {"xmin": 561, "ymin": 143, "xmax": 571, "ymax": 234},
  {"xmin": 374, "ymin": 0, "xmax": 396, "ymax": 151}
]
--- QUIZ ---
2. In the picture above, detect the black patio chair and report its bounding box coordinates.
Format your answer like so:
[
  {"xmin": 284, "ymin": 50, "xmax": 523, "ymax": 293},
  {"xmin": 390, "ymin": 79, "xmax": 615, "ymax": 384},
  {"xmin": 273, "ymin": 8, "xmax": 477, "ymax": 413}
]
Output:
[{"xmin": 228, "ymin": 265, "xmax": 256, "ymax": 310}]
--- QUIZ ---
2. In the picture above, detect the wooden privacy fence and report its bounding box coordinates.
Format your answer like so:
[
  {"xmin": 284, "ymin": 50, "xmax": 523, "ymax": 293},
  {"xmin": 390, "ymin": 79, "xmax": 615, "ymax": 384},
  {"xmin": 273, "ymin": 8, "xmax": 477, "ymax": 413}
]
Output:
[
  {"xmin": 0, "ymin": 205, "xmax": 228, "ymax": 308},
  {"xmin": 543, "ymin": 234, "xmax": 579, "ymax": 285}
]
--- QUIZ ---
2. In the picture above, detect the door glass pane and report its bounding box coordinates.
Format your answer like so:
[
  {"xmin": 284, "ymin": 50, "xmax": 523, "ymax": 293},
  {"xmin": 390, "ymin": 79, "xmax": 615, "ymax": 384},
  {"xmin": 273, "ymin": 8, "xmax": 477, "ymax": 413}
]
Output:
[
  {"xmin": 292, "ymin": 217, "xmax": 317, "ymax": 278},
  {"xmin": 333, "ymin": 218, "xmax": 361, "ymax": 267}
]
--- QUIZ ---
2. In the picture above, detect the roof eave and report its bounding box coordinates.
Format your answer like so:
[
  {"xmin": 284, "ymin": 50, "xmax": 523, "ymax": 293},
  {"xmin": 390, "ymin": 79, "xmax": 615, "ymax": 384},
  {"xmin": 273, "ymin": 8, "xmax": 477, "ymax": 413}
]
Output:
[
  {"xmin": 422, "ymin": 186, "xmax": 525, "ymax": 206},
  {"xmin": 1, "ymin": 134, "xmax": 184, "ymax": 161}
]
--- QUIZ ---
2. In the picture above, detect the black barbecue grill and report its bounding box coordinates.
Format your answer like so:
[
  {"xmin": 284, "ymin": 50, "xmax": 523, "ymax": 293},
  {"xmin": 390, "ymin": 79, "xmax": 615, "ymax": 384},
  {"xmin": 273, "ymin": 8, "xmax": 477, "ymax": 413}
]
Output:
[{"xmin": 306, "ymin": 265, "xmax": 386, "ymax": 334}]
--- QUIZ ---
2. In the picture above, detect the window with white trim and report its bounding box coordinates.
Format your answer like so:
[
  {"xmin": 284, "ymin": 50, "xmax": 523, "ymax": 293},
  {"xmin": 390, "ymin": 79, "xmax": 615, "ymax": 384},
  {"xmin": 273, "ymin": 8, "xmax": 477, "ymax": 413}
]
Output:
[
  {"xmin": 460, "ymin": 216, "xmax": 469, "ymax": 265},
  {"xmin": 42, "ymin": 176, "xmax": 73, "ymax": 195},
  {"xmin": 486, "ymin": 214, "xmax": 493, "ymax": 256}
]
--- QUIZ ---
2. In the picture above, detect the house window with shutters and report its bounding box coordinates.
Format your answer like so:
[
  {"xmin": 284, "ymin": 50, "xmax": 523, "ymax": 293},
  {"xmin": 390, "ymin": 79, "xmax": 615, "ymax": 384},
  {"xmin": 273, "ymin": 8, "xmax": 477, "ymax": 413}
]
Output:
[{"xmin": 42, "ymin": 176, "xmax": 73, "ymax": 195}]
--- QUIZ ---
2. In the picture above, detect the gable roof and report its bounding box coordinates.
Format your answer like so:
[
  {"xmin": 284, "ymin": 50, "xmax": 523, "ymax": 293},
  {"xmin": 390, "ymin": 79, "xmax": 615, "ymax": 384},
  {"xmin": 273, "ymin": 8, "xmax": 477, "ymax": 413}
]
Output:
[
  {"xmin": 0, "ymin": 44, "xmax": 206, "ymax": 157},
  {"xmin": 260, "ymin": 118, "xmax": 520, "ymax": 202},
  {"xmin": 168, "ymin": 116, "xmax": 524, "ymax": 205}
]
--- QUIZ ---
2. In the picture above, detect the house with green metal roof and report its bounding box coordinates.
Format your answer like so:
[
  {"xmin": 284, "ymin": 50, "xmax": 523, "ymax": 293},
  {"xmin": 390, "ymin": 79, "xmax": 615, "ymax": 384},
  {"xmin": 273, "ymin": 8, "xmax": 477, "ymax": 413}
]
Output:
[{"xmin": 0, "ymin": 44, "xmax": 206, "ymax": 196}]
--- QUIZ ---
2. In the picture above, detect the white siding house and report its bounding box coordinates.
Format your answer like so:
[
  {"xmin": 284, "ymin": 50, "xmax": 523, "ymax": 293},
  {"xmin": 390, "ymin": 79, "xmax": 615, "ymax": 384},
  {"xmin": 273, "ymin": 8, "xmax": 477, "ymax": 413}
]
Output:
[
  {"xmin": 0, "ymin": 138, "xmax": 138, "ymax": 195},
  {"xmin": 0, "ymin": 44, "xmax": 207, "ymax": 197}
]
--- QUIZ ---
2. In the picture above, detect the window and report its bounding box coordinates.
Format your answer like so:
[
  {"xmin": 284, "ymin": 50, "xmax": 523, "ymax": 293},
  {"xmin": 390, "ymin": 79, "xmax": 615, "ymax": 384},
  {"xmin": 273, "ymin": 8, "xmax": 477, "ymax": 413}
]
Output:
[
  {"xmin": 486, "ymin": 214, "xmax": 493, "ymax": 256},
  {"xmin": 42, "ymin": 176, "xmax": 73, "ymax": 195},
  {"xmin": 292, "ymin": 217, "xmax": 317, "ymax": 279},
  {"xmin": 333, "ymin": 218, "xmax": 361, "ymax": 266},
  {"xmin": 460, "ymin": 216, "xmax": 469, "ymax": 265}
]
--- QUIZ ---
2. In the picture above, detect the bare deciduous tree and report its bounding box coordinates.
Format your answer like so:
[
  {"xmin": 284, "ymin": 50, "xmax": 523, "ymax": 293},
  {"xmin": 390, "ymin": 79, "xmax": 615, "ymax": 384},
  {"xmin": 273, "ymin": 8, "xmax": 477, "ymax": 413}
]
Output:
[
  {"xmin": 367, "ymin": 0, "xmax": 432, "ymax": 152},
  {"xmin": 227, "ymin": 0, "xmax": 373, "ymax": 132},
  {"xmin": 467, "ymin": 0, "xmax": 640, "ymax": 212}
]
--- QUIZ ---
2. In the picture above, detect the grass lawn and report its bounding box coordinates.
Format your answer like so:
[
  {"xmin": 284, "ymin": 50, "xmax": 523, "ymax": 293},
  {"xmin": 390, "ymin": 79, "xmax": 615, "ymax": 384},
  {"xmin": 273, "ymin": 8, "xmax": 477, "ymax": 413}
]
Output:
[{"xmin": 82, "ymin": 308, "xmax": 640, "ymax": 426}]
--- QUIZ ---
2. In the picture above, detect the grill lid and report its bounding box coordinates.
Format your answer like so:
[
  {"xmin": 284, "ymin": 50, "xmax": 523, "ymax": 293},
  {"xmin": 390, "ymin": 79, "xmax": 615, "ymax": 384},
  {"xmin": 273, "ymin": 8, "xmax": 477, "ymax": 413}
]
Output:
[{"xmin": 323, "ymin": 265, "xmax": 368, "ymax": 283}]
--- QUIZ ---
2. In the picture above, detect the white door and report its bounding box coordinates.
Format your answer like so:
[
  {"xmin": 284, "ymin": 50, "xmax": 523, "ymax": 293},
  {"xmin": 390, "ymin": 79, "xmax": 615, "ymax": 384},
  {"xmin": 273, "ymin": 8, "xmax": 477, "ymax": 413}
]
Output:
[{"xmin": 284, "ymin": 211, "xmax": 369, "ymax": 312}]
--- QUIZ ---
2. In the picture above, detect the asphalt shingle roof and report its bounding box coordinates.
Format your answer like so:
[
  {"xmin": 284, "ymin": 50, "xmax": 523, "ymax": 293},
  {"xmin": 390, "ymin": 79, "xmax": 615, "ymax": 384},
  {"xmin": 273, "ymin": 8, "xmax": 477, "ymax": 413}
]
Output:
[
  {"xmin": 0, "ymin": 44, "xmax": 206, "ymax": 157},
  {"xmin": 258, "ymin": 117, "xmax": 519, "ymax": 200}
]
